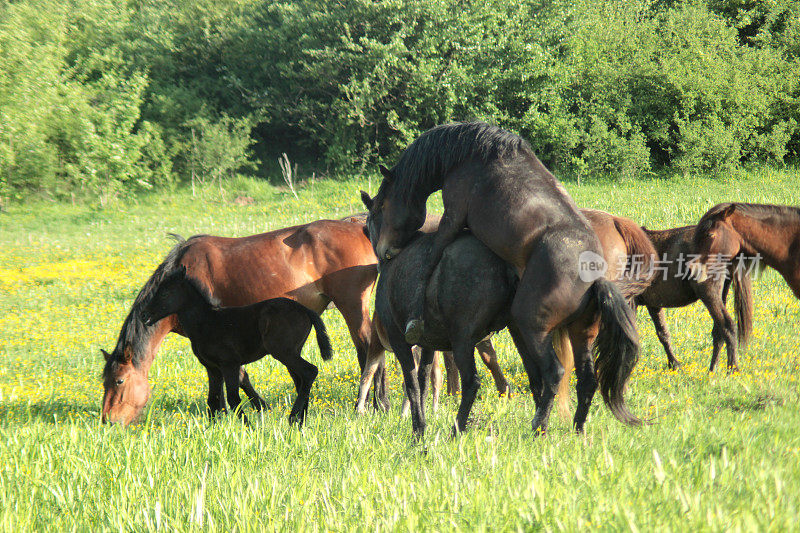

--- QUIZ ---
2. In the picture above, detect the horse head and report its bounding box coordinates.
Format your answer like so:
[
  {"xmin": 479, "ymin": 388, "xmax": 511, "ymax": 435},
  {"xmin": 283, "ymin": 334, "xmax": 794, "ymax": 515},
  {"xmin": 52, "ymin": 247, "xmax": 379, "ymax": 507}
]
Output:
[
  {"xmin": 694, "ymin": 204, "xmax": 743, "ymax": 262},
  {"xmin": 101, "ymin": 345, "xmax": 151, "ymax": 426},
  {"xmin": 360, "ymin": 165, "xmax": 426, "ymax": 262}
]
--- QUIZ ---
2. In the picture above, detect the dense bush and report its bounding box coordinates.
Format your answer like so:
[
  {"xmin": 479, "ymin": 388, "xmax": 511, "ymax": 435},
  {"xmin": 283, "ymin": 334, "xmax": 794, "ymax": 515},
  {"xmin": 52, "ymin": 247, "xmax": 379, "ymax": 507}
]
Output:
[{"xmin": 0, "ymin": 0, "xmax": 798, "ymax": 200}]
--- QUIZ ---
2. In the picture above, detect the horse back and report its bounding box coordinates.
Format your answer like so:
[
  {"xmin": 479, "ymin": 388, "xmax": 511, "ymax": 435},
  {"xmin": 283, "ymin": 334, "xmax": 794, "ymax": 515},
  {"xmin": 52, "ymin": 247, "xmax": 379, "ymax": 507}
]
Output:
[{"xmin": 178, "ymin": 220, "xmax": 376, "ymax": 312}]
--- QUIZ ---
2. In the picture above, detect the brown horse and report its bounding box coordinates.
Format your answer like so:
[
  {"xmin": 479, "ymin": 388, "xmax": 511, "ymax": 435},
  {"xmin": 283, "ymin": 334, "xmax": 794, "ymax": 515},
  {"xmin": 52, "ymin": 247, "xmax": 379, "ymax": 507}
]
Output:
[
  {"xmin": 101, "ymin": 220, "xmax": 378, "ymax": 425},
  {"xmin": 695, "ymin": 203, "xmax": 800, "ymax": 298},
  {"xmin": 639, "ymin": 225, "xmax": 753, "ymax": 371},
  {"xmin": 367, "ymin": 122, "xmax": 641, "ymax": 433}
]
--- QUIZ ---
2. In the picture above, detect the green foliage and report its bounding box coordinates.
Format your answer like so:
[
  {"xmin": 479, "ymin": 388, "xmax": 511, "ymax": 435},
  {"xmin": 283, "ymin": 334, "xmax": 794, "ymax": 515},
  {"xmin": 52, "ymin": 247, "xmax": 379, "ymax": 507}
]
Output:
[{"xmin": 1, "ymin": 0, "xmax": 799, "ymax": 200}]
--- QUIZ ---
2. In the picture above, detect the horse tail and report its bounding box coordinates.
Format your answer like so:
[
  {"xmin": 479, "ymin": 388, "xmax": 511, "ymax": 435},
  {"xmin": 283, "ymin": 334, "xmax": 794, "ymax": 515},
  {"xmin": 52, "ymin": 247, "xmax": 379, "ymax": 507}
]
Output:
[
  {"xmin": 732, "ymin": 263, "xmax": 754, "ymax": 352},
  {"xmin": 613, "ymin": 217, "xmax": 657, "ymax": 300},
  {"xmin": 105, "ymin": 234, "xmax": 204, "ymax": 369},
  {"xmin": 552, "ymin": 327, "xmax": 574, "ymax": 420},
  {"xmin": 304, "ymin": 307, "xmax": 334, "ymax": 361},
  {"xmin": 592, "ymin": 278, "xmax": 642, "ymax": 426}
]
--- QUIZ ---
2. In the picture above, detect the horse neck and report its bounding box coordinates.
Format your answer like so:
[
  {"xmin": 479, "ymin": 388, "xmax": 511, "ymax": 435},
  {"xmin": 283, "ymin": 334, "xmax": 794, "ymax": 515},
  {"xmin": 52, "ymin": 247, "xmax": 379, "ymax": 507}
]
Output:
[
  {"xmin": 173, "ymin": 285, "xmax": 217, "ymax": 335},
  {"xmin": 132, "ymin": 317, "xmax": 175, "ymax": 374},
  {"xmin": 729, "ymin": 212, "xmax": 799, "ymax": 270}
]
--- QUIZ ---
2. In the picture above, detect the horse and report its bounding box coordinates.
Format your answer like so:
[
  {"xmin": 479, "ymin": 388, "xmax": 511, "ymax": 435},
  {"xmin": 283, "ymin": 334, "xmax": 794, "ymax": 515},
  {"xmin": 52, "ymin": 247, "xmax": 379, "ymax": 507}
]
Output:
[
  {"xmin": 358, "ymin": 208, "xmax": 654, "ymax": 415},
  {"xmin": 140, "ymin": 266, "xmax": 332, "ymax": 425},
  {"xmin": 638, "ymin": 225, "xmax": 753, "ymax": 371},
  {"xmin": 101, "ymin": 219, "xmax": 378, "ymax": 425},
  {"xmin": 695, "ymin": 202, "xmax": 800, "ymax": 298},
  {"xmin": 362, "ymin": 193, "xmax": 642, "ymax": 436},
  {"xmin": 366, "ymin": 122, "xmax": 641, "ymax": 433},
  {"xmin": 433, "ymin": 208, "xmax": 657, "ymax": 411},
  {"xmin": 360, "ymin": 222, "xmax": 522, "ymax": 436}
]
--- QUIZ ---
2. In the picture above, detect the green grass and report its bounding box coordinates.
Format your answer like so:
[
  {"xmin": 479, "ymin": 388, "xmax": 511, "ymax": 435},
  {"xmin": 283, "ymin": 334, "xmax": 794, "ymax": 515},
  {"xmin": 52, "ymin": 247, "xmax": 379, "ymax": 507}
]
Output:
[{"xmin": 1, "ymin": 168, "xmax": 799, "ymax": 531}]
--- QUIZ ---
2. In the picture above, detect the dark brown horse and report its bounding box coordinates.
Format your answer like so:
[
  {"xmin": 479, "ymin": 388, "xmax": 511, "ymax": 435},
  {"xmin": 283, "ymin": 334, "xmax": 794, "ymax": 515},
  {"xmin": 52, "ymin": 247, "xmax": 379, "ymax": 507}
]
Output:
[
  {"xmin": 638, "ymin": 225, "xmax": 753, "ymax": 371},
  {"xmin": 695, "ymin": 202, "xmax": 800, "ymax": 297},
  {"xmin": 101, "ymin": 220, "xmax": 378, "ymax": 425},
  {"xmin": 366, "ymin": 122, "xmax": 641, "ymax": 433}
]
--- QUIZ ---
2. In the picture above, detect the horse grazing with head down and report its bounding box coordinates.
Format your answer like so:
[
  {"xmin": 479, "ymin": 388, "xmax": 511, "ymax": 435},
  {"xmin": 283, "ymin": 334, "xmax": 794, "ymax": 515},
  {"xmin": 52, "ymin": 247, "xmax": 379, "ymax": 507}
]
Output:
[
  {"xmin": 694, "ymin": 202, "xmax": 800, "ymax": 298},
  {"xmin": 101, "ymin": 219, "xmax": 378, "ymax": 425},
  {"xmin": 366, "ymin": 122, "xmax": 642, "ymax": 433},
  {"xmin": 141, "ymin": 266, "xmax": 332, "ymax": 425}
]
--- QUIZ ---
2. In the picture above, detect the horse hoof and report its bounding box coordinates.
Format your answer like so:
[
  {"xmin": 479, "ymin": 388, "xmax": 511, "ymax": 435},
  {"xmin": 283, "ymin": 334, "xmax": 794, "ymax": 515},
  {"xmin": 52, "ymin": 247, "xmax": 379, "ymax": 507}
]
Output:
[{"xmin": 404, "ymin": 319, "xmax": 424, "ymax": 344}]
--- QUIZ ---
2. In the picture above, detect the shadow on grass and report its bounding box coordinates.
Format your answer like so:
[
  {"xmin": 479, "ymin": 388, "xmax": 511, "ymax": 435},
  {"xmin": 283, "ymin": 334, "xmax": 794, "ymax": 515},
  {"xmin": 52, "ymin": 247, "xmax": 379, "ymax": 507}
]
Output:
[{"xmin": 716, "ymin": 392, "xmax": 785, "ymax": 413}]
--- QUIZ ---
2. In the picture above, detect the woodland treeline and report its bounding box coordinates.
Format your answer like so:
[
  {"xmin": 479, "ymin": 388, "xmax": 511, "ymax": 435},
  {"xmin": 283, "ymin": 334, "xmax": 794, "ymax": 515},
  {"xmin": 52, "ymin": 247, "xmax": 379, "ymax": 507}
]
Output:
[{"xmin": 1, "ymin": 0, "xmax": 799, "ymax": 200}]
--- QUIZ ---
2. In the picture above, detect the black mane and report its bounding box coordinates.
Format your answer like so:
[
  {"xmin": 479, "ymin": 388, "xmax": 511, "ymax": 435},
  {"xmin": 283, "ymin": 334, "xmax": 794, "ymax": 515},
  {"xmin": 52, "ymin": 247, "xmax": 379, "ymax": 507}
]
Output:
[
  {"xmin": 383, "ymin": 122, "xmax": 533, "ymax": 204},
  {"xmin": 103, "ymin": 234, "xmax": 206, "ymax": 375}
]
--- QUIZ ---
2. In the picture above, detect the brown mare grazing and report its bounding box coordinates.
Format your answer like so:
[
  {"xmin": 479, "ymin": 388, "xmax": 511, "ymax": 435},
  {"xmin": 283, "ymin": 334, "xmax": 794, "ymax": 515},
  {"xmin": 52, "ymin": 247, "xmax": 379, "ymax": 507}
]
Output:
[
  {"xmin": 140, "ymin": 266, "xmax": 332, "ymax": 426},
  {"xmin": 367, "ymin": 122, "xmax": 641, "ymax": 433},
  {"xmin": 101, "ymin": 220, "xmax": 377, "ymax": 425},
  {"xmin": 695, "ymin": 202, "xmax": 800, "ymax": 298},
  {"xmin": 639, "ymin": 225, "xmax": 753, "ymax": 371}
]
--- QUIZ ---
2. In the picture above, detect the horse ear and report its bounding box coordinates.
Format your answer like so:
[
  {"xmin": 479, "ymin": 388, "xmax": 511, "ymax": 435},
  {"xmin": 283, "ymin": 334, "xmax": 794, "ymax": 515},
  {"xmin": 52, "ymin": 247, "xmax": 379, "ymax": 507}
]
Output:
[
  {"xmin": 101, "ymin": 349, "xmax": 111, "ymax": 361},
  {"xmin": 720, "ymin": 204, "xmax": 736, "ymax": 219},
  {"xmin": 360, "ymin": 190, "xmax": 373, "ymax": 210},
  {"xmin": 378, "ymin": 164, "xmax": 393, "ymax": 182},
  {"xmin": 122, "ymin": 345, "xmax": 133, "ymax": 363}
]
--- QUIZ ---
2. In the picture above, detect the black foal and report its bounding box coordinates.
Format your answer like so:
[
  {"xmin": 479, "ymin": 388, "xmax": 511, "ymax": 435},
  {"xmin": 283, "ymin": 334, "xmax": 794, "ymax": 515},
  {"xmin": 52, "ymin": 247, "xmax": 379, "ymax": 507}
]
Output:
[{"xmin": 141, "ymin": 265, "xmax": 332, "ymax": 425}]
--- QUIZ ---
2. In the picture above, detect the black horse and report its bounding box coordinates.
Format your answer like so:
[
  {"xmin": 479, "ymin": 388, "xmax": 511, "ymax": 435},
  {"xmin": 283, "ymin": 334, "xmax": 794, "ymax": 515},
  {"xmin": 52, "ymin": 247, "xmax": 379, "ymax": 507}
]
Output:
[
  {"xmin": 357, "ymin": 211, "xmax": 519, "ymax": 436},
  {"xmin": 366, "ymin": 122, "xmax": 641, "ymax": 433},
  {"xmin": 141, "ymin": 265, "xmax": 332, "ymax": 425}
]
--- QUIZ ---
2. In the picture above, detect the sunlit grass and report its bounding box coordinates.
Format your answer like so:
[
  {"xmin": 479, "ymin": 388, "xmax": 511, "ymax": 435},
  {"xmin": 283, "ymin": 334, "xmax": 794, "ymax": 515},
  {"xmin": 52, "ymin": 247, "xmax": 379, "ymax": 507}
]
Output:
[{"xmin": 1, "ymin": 170, "xmax": 799, "ymax": 530}]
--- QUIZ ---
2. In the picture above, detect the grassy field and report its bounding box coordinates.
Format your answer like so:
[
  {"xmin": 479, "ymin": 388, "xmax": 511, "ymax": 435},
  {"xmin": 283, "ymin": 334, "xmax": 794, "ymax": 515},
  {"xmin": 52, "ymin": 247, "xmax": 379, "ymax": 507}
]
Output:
[{"xmin": 1, "ymin": 170, "xmax": 799, "ymax": 531}]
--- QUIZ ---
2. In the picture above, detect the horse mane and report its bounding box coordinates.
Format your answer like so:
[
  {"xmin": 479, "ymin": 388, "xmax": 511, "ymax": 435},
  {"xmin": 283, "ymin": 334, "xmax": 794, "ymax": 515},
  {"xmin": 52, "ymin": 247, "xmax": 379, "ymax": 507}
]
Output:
[
  {"xmin": 383, "ymin": 122, "xmax": 533, "ymax": 204},
  {"xmin": 697, "ymin": 202, "xmax": 800, "ymax": 237},
  {"xmin": 103, "ymin": 234, "xmax": 206, "ymax": 374}
]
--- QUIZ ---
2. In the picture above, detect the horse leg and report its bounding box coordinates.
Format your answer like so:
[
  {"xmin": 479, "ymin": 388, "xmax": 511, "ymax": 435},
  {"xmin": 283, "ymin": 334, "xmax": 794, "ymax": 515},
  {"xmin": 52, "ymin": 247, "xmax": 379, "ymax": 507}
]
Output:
[
  {"xmin": 647, "ymin": 307, "xmax": 681, "ymax": 369},
  {"xmin": 356, "ymin": 325, "xmax": 387, "ymax": 414},
  {"xmin": 429, "ymin": 351, "xmax": 443, "ymax": 412},
  {"xmin": 507, "ymin": 323, "xmax": 543, "ymax": 406},
  {"xmin": 416, "ymin": 348, "xmax": 435, "ymax": 412},
  {"xmin": 275, "ymin": 351, "xmax": 319, "ymax": 426},
  {"xmin": 476, "ymin": 338, "xmax": 510, "ymax": 396},
  {"xmin": 697, "ymin": 282, "xmax": 738, "ymax": 372},
  {"xmin": 567, "ymin": 318, "xmax": 600, "ymax": 433},
  {"xmin": 222, "ymin": 367, "xmax": 249, "ymax": 425},
  {"xmin": 442, "ymin": 351, "xmax": 460, "ymax": 395},
  {"xmin": 332, "ymin": 292, "xmax": 387, "ymax": 410},
  {"xmin": 205, "ymin": 366, "xmax": 225, "ymax": 419},
  {"xmin": 394, "ymin": 340, "xmax": 427, "ymax": 438},
  {"xmin": 510, "ymin": 252, "xmax": 582, "ymax": 435},
  {"xmin": 238, "ymin": 367, "xmax": 267, "ymax": 411},
  {"xmin": 452, "ymin": 341, "xmax": 480, "ymax": 435},
  {"xmin": 401, "ymin": 346, "xmax": 424, "ymax": 417},
  {"xmin": 405, "ymin": 204, "xmax": 468, "ymax": 344}
]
